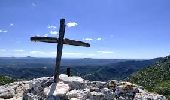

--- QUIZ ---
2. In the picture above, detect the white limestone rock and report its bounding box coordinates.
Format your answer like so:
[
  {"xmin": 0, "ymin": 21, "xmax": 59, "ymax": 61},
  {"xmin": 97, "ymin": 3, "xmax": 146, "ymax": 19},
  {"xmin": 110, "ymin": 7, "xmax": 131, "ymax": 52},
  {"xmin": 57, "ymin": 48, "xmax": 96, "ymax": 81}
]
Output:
[
  {"xmin": 87, "ymin": 81, "xmax": 106, "ymax": 89},
  {"xmin": 59, "ymin": 74, "xmax": 85, "ymax": 89},
  {"xmin": 0, "ymin": 74, "xmax": 168, "ymax": 100},
  {"xmin": 66, "ymin": 89, "xmax": 90, "ymax": 100},
  {"xmin": 0, "ymin": 81, "xmax": 29, "ymax": 100},
  {"xmin": 44, "ymin": 82, "xmax": 70, "ymax": 99},
  {"xmin": 89, "ymin": 91, "xmax": 104, "ymax": 100},
  {"xmin": 29, "ymin": 77, "xmax": 53, "ymax": 91},
  {"xmin": 59, "ymin": 74, "xmax": 84, "ymax": 83},
  {"xmin": 101, "ymin": 88, "xmax": 115, "ymax": 99},
  {"xmin": 134, "ymin": 92, "xmax": 167, "ymax": 100}
]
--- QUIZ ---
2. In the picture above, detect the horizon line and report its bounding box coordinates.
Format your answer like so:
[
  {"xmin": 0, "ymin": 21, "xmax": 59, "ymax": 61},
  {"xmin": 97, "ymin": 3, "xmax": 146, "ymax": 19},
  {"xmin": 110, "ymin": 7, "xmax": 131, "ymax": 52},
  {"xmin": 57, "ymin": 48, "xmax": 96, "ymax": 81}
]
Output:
[{"xmin": 0, "ymin": 56, "xmax": 161, "ymax": 60}]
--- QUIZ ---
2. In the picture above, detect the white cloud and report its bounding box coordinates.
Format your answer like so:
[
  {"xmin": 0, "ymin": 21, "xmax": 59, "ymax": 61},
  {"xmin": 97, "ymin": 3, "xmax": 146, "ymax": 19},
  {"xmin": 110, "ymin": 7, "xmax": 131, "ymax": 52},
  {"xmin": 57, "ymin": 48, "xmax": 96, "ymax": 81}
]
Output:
[
  {"xmin": 0, "ymin": 49, "xmax": 6, "ymax": 52},
  {"xmin": 30, "ymin": 51, "xmax": 45, "ymax": 55},
  {"xmin": 29, "ymin": 51, "xmax": 54, "ymax": 57},
  {"xmin": 63, "ymin": 52, "xmax": 82, "ymax": 55},
  {"xmin": 10, "ymin": 23, "xmax": 14, "ymax": 26},
  {"xmin": 47, "ymin": 25, "xmax": 57, "ymax": 29},
  {"xmin": 83, "ymin": 37, "xmax": 102, "ymax": 41},
  {"xmin": 50, "ymin": 31, "xmax": 58, "ymax": 35},
  {"xmin": 97, "ymin": 51, "xmax": 114, "ymax": 54},
  {"xmin": 3, "ymin": 30, "xmax": 8, "ymax": 32},
  {"xmin": 50, "ymin": 51, "xmax": 56, "ymax": 53},
  {"xmin": 83, "ymin": 38, "xmax": 93, "ymax": 41},
  {"xmin": 97, "ymin": 37, "xmax": 102, "ymax": 40},
  {"xmin": 14, "ymin": 49, "xmax": 24, "ymax": 52},
  {"xmin": 43, "ymin": 34, "xmax": 48, "ymax": 37},
  {"xmin": 35, "ymin": 34, "xmax": 40, "ymax": 37},
  {"xmin": 86, "ymin": 53, "xmax": 96, "ymax": 57},
  {"xmin": 48, "ymin": 51, "xmax": 82, "ymax": 55},
  {"xmin": 0, "ymin": 29, "xmax": 8, "ymax": 33},
  {"xmin": 67, "ymin": 22, "xmax": 78, "ymax": 27}
]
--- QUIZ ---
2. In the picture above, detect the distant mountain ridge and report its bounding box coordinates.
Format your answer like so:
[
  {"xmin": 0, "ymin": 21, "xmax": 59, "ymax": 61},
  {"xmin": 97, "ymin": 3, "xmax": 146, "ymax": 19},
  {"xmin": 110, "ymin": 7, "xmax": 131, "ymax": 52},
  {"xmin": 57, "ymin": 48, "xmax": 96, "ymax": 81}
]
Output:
[
  {"xmin": 0, "ymin": 57, "xmax": 158, "ymax": 81},
  {"xmin": 0, "ymin": 57, "xmax": 130, "ymax": 67}
]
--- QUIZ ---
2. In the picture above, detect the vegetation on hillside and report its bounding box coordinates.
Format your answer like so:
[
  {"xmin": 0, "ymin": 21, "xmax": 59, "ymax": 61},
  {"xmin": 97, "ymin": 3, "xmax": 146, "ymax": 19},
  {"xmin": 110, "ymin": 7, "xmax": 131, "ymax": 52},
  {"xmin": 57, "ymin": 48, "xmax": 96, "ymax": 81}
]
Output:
[
  {"xmin": 0, "ymin": 58, "xmax": 157, "ymax": 81},
  {"xmin": 0, "ymin": 75, "xmax": 15, "ymax": 85},
  {"xmin": 129, "ymin": 55, "xmax": 170, "ymax": 99}
]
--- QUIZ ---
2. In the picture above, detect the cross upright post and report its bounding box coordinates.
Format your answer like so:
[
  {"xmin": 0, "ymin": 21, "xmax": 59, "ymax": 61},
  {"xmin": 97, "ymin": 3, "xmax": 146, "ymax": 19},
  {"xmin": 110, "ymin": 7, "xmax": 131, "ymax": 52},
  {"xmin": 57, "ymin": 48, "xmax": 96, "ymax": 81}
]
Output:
[
  {"xmin": 54, "ymin": 19, "xmax": 65, "ymax": 83},
  {"xmin": 30, "ymin": 19, "xmax": 90, "ymax": 83}
]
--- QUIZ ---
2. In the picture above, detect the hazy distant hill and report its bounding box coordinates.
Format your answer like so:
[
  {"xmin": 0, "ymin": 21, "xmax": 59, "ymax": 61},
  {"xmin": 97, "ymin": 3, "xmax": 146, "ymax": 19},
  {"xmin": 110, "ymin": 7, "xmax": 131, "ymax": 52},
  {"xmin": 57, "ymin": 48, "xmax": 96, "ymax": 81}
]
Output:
[
  {"xmin": 129, "ymin": 55, "xmax": 170, "ymax": 99},
  {"xmin": 0, "ymin": 57, "xmax": 157, "ymax": 81},
  {"xmin": 0, "ymin": 57, "xmax": 129, "ymax": 67},
  {"xmin": 80, "ymin": 59, "xmax": 157, "ymax": 81}
]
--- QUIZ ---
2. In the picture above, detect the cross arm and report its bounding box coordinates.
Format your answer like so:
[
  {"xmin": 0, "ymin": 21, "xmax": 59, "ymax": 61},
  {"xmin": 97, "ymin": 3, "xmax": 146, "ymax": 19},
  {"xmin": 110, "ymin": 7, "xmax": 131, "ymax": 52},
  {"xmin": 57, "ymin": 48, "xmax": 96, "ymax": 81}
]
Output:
[
  {"xmin": 31, "ymin": 37, "xmax": 90, "ymax": 47},
  {"xmin": 64, "ymin": 38, "xmax": 90, "ymax": 47},
  {"xmin": 31, "ymin": 37, "xmax": 58, "ymax": 43}
]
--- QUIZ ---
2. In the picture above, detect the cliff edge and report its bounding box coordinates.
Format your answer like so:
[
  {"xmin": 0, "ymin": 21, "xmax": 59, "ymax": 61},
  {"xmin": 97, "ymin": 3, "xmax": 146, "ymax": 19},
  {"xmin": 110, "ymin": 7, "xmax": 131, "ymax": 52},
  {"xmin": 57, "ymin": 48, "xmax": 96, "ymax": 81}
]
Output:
[{"xmin": 0, "ymin": 74, "xmax": 167, "ymax": 100}]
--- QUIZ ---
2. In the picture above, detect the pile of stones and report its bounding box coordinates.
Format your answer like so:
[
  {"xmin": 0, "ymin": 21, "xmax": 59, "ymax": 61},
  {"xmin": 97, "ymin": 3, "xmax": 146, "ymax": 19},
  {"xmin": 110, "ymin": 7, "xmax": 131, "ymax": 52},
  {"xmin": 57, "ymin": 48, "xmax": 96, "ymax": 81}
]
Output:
[{"xmin": 0, "ymin": 74, "xmax": 167, "ymax": 100}]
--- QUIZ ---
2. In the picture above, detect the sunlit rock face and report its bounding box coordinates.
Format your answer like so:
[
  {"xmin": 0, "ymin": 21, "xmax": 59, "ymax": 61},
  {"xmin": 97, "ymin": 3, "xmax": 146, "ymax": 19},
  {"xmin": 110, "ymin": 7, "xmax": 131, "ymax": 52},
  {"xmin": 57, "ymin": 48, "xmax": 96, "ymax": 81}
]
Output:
[
  {"xmin": 0, "ymin": 81, "xmax": 30, "ymax": 100},
  {"xmin": 0, "ymin": 74, "xmax": 167, "ymax": 100}
]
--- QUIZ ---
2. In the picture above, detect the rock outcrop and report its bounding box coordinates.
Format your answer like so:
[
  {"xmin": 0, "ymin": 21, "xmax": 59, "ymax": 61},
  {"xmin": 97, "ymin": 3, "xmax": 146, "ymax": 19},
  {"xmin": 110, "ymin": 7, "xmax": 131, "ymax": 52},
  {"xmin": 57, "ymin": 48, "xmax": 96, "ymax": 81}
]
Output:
[{"xmin": 0, "ymin": 74, "xmax": 167, "ymax": 100}]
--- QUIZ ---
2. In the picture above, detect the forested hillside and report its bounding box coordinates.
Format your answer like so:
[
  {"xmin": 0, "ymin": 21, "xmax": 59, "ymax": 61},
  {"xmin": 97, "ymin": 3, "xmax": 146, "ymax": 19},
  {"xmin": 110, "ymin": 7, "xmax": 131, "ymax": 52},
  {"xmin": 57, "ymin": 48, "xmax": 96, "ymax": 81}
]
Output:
[
  {"xmin": 0, "ymin": 57, "xmax": 157, "ymax": 81},
  {"xmin": 129, "ymin": 55, "xmax": 170, "ymax": 99}
]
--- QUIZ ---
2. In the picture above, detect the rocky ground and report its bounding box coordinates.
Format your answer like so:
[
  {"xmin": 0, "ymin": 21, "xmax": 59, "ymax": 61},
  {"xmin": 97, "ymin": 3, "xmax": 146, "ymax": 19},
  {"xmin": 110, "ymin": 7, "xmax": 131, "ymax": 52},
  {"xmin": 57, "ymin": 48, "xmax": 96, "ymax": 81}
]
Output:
[{"xmin": 0, "ymin": 74, "xmax": 167, "ymax": 100}]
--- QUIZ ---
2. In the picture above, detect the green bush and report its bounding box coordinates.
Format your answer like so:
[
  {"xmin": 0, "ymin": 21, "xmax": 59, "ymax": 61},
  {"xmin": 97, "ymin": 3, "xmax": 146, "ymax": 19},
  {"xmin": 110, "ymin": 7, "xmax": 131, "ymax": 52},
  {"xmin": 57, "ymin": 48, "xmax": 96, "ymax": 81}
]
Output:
[
  {"xmin": 154, "ymin": 80, "xmax": 170, "ymax": 95},
  {"xmin": 0, "ymin": 75, "xmax": 14, "ymax": 85}
]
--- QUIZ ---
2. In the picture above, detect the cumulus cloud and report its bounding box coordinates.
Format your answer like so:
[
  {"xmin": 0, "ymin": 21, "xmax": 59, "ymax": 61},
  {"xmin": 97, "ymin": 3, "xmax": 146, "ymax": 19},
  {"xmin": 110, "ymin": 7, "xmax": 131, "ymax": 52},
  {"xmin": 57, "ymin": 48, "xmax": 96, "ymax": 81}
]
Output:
[
  {"xmin": 83, "ymin": 37, "xmax": 102, "ymax": 41},
  {"xmin": 10, "ymin": 23, "xmax": 14, "ymax": 26},
  {"xmin": 14, "ymin": 49, "xmax": 24, "ymax": 52},
  {"xmin": 3, "ymin": 30, "xmax": 8, "ymax": 32},
  {"xmin": 97, "ymin": 51, "xmax": 114, "ymax": 54},
  {"xmin": 30, "ymin": 51, "xmax": 45, "ymax": 54},
  {"xmin": 43, "ymin": 34, "xmax": 48, "ymax": 37},
  {"xmin": 83, "ymin": 38, "xmax": 93, "ymax": 41},
  {"xmin": 50, "ymin": 31, "xmax": 58, "ymax": 35},
  {"xmin": 47, "ymin": 25, "xmax": 57, "ymax": 29},
  {"xmin": 67, "ymin": 22, "xmax": 78, "ymax": 27},
  {"xmin": 0, "ymin": 29, "xmax": 8, "ymax": 33},
  {"xmin": 97, "ymin": 37, "xmax": 102, "ymax": 40}
]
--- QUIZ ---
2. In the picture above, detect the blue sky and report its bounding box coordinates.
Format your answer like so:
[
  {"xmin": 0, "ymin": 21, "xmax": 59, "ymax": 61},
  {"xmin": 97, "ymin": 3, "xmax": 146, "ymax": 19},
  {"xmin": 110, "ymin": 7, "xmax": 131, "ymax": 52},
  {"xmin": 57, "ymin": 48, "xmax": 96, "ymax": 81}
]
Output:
[{"xmin": 0, "ymin": 0, "xmax": 170, "ymax": 59}]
